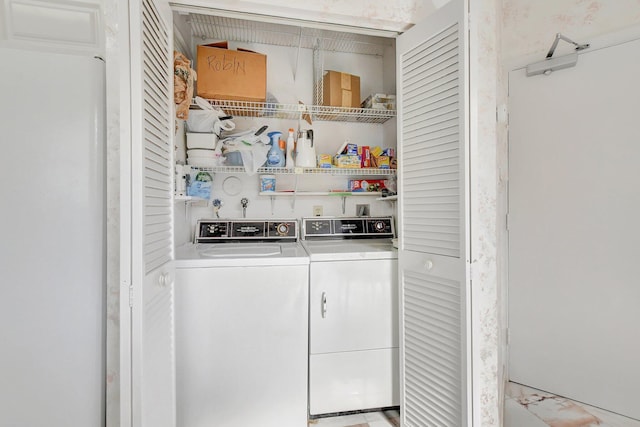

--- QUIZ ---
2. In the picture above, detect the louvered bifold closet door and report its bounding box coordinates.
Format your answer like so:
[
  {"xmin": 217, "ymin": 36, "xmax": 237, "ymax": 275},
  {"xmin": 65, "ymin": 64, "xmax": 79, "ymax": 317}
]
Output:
[
  {"xmin": 402, "ymin": 23, "xmax": 460, "ymax": 257},
  {"xmin": 396, "ymin": 1, "xmax": 470, "ymax": 426},
  {"xmin": 129, "ymin": 0, "xmax": 176, "ymax": 426},
  {"xmin": 141, "ymin": 0, "xmax": 173, "ymax": 274}
]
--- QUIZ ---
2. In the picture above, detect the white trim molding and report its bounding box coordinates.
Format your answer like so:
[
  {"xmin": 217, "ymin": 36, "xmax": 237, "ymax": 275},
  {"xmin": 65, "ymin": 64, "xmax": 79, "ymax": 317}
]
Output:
[{"xmin": 1, "ymin": 0, "xmax": 103, "ymax": 54}]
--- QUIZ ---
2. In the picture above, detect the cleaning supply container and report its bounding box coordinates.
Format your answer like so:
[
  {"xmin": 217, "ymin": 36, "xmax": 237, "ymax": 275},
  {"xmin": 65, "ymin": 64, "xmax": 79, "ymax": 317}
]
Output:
[
  {"xmin": 260, "ymin": 174, "xmax": 276, "ymax": 192},
  {"xmin": 286, "ymin": 128, "xmax": 295, "ymax": 167},
  {"xmin": 266, "ymin": 131, "xmax": 284, "ymax": 167}
]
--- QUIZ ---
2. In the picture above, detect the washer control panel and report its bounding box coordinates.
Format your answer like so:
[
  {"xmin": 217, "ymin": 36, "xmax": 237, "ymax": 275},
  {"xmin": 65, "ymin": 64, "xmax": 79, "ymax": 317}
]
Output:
[
  {"xmin": 301, "ymin": 216, "xmax": 395, "ymax": 240},
  {"xmin": 196, "ymin": 219, "xmax": 298, "ymax": 243}
]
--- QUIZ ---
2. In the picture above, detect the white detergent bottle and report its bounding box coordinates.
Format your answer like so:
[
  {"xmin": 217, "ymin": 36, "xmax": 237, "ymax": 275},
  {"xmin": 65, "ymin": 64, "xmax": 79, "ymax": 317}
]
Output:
[{"xmin": 286, "ymin": 128, "xmax": 295, "ymax": 168}]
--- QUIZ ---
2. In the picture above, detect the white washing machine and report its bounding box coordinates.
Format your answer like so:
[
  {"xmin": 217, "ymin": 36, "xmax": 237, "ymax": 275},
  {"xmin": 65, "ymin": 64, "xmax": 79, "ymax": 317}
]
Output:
[
  {"xmin": 175, "ymin": 219, "xmax": 309, "ymax": 427},
  {"xmin": 301, "ymin": 216, "xmax": 399, "ymax": 416}
]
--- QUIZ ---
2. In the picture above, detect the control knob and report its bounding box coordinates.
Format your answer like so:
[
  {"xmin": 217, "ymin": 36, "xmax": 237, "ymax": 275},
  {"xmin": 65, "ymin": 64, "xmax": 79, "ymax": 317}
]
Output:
[
  {"xmin": 276, "ymin": 223, "xmax": 290, "ymax": 236},
  {"xmin": 373, "ymin": 220, "xmax": 387, "ymax": 232}
]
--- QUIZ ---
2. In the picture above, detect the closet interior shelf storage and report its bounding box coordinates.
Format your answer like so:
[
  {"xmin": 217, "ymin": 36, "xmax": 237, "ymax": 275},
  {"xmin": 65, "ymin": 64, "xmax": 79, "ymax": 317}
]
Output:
[
  {"xmin": 191, "ymin": 166, "xmax": 396, "ymax": 176},
  {"xmin": 191, "ymin": 99, "xmax": 395, "ymax": 124}
]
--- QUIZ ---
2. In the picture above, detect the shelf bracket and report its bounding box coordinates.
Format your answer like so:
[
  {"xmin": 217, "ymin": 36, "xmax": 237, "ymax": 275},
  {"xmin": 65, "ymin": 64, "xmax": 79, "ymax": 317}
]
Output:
[
  {"xmin": 269, "ymin": 195, "xmax": 276, "ymax": 215},
  {"xmin": 341, "ymin": 196, "xmax": 347, "ymax": 214}
]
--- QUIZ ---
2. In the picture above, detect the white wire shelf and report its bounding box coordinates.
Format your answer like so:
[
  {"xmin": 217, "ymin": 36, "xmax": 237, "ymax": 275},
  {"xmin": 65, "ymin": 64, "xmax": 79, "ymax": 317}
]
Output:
[
  {"xmin": 376, "ymin": 195, "xmax": 398, "ymax": 201},
  {"xmin": 258, "ymin": 190, "xmax": 386, "ymax": 214},
  {"xmin": 259, "ymin": 191, "xmax": 384, "ymax": 197},
  {"xmin": 191, "ymin": 166, "xmax": 396, "ymax": 176},
  {"xmin": 195, "ymin": 99, "xmax": 395, "ymax": 124},
  {"xmin": 185, "ymin": 13, "xmax": 394, "ymax": 56}
]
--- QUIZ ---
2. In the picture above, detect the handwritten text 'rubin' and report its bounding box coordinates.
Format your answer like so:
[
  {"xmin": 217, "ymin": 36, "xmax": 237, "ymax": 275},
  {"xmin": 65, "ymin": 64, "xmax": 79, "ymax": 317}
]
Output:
[{"xmin": 206, "ymin": 54, "xmax": 246, "ymax": 74}]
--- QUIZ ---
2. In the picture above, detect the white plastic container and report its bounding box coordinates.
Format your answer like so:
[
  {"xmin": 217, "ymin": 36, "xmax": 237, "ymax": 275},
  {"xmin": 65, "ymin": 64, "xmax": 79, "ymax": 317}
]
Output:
[
  {"xmin": 286, "ymin": 128, "xmax": 295, "ymax": 167},
  {"xmin": 187, "ymin": 148, "xmax": 216, "ymax": 158},
  {"xmin": 186, "ymin": 157, "xmax": 216, "ymax": 168},
  {"xmin": 186, "ymin": 132, "xmax": 218, "ymax": 149}
]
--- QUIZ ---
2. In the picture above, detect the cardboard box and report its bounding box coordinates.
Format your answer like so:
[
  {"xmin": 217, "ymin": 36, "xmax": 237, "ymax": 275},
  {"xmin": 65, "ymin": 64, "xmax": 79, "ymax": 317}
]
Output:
[
  {"xmin": 358, "ymin": 146, "xmax": 371, "ymax": 167},
  {"xmin": 334, "ymin": 154, "xmax": 361, "ymax": 168},
  {"xmin": 349, "ymin": 179, "xmax": 387, "ymax": 192},
  {"xmin": 322, "ymin": 70, "xmax": 361, "ymax": 108},
  {"xmin": 370, "ymin": 146, "xmax": 383, "ymax": 157},
  {"xmin": 372, "ymin": 155, "xmax": 390, "ymax": 169},
  {"xmin": 196, "ymin": 42, "xmax": 267, "ymax": 102},
  {"xmin": 317, "ymin": 154, "xmax": 333, "ymax": 168},
  {"xmin": 361, "ymin": 93, "xmax": 396, "ymax": 110}
]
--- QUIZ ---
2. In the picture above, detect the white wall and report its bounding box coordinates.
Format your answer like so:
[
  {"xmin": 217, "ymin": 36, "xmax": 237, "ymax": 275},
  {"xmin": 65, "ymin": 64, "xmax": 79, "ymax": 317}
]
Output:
[{"xmin": 503, "ymin": 0, "xmax": 640, "ymax": 65}]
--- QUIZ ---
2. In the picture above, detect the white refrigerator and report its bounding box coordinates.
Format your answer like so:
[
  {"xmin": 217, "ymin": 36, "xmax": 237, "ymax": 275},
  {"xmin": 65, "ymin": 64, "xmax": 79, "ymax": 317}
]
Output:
[{"xmin": 0, "ymin": 47, "xmax": 105, "ymax": 426}]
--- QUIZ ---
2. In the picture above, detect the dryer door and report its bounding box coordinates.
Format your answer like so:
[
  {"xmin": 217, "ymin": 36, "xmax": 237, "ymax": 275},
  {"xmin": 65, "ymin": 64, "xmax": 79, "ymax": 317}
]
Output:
[
  {"xmin": 309, "ymin": 259, "xmax": 399, "ymax": 414},
  {"xmin": 309, "ymin": 260, "xmax": 398, "ymax": 353}
]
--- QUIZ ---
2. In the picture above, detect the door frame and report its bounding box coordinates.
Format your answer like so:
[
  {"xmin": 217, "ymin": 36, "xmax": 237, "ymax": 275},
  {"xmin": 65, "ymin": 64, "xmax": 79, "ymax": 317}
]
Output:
[{"xmin": 106, "ymin": 1, "xmax": 503, "ymax": 426}]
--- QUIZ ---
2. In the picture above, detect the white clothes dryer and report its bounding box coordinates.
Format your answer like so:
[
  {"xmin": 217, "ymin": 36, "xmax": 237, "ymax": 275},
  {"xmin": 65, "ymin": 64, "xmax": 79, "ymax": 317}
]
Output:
[{"xmin": 301, "ymin": 216, "xmax": 399, "ymax": 417}]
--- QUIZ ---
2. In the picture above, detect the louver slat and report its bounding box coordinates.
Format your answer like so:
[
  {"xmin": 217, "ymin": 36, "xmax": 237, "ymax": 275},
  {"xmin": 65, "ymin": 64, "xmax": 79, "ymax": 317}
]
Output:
[
  {"xmin": 401, "ymin": 23, "xmax": 461, "ymax": 259},
  {"xmin": 403, "ymin": 269, "xmax": 462, "ymax": 426},
  {"xmin": 141, "ymin": 0, "xmax": 172, "ymax": 275},
  {"xmin": 399, "ymin": 12, "xmax": 466, "ymax": 426}
]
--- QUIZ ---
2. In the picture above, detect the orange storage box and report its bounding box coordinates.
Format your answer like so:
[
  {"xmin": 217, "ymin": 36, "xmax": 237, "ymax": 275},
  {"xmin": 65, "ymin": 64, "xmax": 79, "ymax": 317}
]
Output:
[
  {"xmin": 196, "ymin": 42, "xmax": 267, "ymax": 102},
  {"xmin": 322, "ymin": 70, "xmax": 361, "ymax": 108}
]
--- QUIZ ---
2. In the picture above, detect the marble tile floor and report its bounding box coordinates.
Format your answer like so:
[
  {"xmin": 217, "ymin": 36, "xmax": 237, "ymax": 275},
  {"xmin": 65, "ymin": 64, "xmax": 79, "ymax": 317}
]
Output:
[
  {"xmin": 506, "ymin": 382, "xmax": 640, "ymax": 427},
  {"xmin": 310, "ymin": 383, "xmax": 640, "ymax": 427}
]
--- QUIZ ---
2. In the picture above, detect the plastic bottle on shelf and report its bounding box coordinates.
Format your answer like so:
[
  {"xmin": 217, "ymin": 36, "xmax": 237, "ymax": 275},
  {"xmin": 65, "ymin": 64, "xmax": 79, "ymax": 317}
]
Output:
[
  {"xmin": 266, "ymin": 131, "xmax": 284, "ymax": 167},
  {"xmin": 285, "ymin": 128, "xmax": 295, "ymax": 168}
]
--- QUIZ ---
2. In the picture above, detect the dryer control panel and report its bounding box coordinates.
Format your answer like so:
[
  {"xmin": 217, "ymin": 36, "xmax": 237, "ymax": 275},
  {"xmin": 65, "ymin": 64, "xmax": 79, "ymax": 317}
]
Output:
[{"xmin": 301, "ymin": 216, "xmax": 395, "ymax": 240}]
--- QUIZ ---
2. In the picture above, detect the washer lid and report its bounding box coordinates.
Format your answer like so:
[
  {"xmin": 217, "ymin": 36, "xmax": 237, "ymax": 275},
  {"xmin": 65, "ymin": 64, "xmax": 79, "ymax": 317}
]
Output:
[
  {"xmin": 175, "ymin": 242, "xmax": 309, "ymax": 268},
  {"xmin": 198, "ymin": 244, "xmax": 281, "ymax": 257}
]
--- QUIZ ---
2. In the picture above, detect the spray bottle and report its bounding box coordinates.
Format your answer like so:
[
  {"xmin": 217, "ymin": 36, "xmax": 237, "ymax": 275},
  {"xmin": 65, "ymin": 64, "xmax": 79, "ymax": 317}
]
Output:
[
  {"xmin": 266, "ymin": 131, "xmax": 284, "ymax": 168},
  {"xmin": 286, "ymin": 128, "xmax": 295, "ymax": 168}
]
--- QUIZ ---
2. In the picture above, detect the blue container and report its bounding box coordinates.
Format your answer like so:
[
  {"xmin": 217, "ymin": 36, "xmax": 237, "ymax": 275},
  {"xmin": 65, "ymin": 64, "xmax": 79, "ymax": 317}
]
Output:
[
  {"xmin": 260, "ymin": 174, "xmax": 276, "ymax": 192},
  {"xmin": 266, "ymin": 131, "xmax": 284, "ymax": 168}
]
